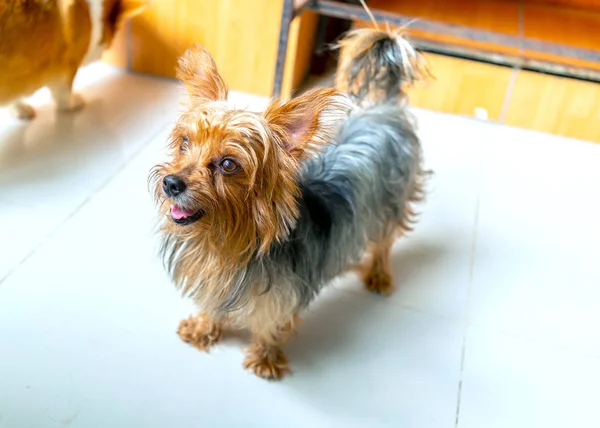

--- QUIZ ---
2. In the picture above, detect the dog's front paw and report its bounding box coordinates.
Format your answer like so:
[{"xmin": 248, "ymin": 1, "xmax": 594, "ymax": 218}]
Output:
[
  {"xmin": 56, "ymin": 93, "xmax": 84, "ymax": 112},
  {"xmin": 9, "ymin": 102, "xmax": 36, "ymax": 120},
  {"xmin": 364, "ymin": 269, "xmax": 393, "ymax": 296},
  {"xmin": 243, "ymin": 345, "xmax": 290, "ymax": 380},
  {"xmin": 177, "ymin": 315, "xmax": 221, "ymax": 351}
]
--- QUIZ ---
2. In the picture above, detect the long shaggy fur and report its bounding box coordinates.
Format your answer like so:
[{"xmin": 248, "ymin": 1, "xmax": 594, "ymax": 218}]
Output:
[
  {"xmin": 246, "ymin": 104, "xmax": 425, "ymax": 310},
  {"xmin": 150, "ymin": 29, "xmax": 428, "ymax": 379}
]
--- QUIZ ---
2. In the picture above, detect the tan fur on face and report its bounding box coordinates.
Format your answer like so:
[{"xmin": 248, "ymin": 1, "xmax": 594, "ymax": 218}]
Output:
[
  {"xmin": 152, "ymin": 47, "xmax": 349, "ymax": 262},
  {"xmin": 0, "ymin": 0, "xmax": 146, "ymax": 116}
]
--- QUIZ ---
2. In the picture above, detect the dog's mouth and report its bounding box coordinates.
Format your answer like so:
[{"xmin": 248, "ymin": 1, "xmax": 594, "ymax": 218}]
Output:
[{"xmin": 170, "ymin": 204, "xmax": 204, "ymax": 225}]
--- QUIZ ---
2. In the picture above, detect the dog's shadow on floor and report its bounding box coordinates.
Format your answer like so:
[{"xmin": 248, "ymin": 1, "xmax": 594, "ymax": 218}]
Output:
[
  {"xmin": 288, "ymin": 241, "xmax": 449, "ymax": 358},
  {"xmin": 277, "ymin": 240, "xmax": 455, "ymax": 417}
]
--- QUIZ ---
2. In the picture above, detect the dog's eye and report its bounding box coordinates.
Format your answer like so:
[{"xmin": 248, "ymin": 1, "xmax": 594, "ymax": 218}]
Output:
[
  {"xmin": 180, "ymin": 136, "xmax": 189, "ymax": 151},
  {"xmin": 219, "ymin": 158, "xmax": 239, "ymax": 174}
]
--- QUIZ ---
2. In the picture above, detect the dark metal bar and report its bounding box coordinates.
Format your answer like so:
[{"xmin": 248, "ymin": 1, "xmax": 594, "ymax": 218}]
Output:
[
  {"xmin": 308, "ymin": 0, "xmax": 600, "ymax": 67},
  {"xmin": 272, "ymin": 0, "xmax": 296, "ymax": 98}
]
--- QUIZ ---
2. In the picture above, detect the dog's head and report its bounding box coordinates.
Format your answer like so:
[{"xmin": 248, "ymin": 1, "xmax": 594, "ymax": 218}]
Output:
[{"xmin": 150, "ymin": 46, "xmax": 350, "ymax": 260}]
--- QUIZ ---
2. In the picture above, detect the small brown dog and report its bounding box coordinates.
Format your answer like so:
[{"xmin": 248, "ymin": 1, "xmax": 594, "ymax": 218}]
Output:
[
  {"xmin": 151, "ymin": 28, "xmax": 427, "ymax": 380},
  {"xmin": 0, "ymin": 0, "xmax": 146, "ymax": 119}
]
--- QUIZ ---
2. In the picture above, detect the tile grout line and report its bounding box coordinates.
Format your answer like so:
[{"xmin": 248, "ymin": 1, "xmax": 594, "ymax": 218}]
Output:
[
  {"xmin": 454, "ymin": 196, "xmax": 480, "ymax": 428},
  {"xmin": 498, "ymin": 67, "xmax": 519, "ymax": 125},
  {"xmin": 498, "ymin": 0, "xmax": 524, "ymax": 125},
  {"xmin": 0, "ymin": 124, "xmax": 168, "ymax": 286},
  {"xmin": 454, "ymin": 127, "xmax": 485, "ymax": 428}
]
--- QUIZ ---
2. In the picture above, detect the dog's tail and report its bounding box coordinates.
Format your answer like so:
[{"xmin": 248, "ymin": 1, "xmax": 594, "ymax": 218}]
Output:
[{"xmin": 334, "ymin": 27, "xmax": 428, "ymax": 107}]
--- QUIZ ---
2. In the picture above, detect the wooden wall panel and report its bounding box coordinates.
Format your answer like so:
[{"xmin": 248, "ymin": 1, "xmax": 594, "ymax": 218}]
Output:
[
  {"xmin": 406, "ymin": 53, "xmax": 513, "ymax": 121},
  {"xmin": 524, "ymin": 3, "xmax": 600, "ymax": 51},
  {"xmin": 109, "ymin": 0, "xmax": 316, "ymax": 97},
  {"xmin": 522, "ymin": 3, "xmax": 600, "ymax": 72},
  {"xmin": 128, "ymin": 0, "xmax": 281, "ymax": 96},
  {"xmin": 365, "ymin": 0, "xmax": 600, "ymax": 71},
  {"xmin": 525, "ymin": 0, "xmax": 600, "ymax": 11},
  {"xmin": 504, "ymin": 70, "xmax": 600, "ymax": 142},
  {"xmin": 354, "ymin": 0, "xmax": 600, "ymax": 143}
]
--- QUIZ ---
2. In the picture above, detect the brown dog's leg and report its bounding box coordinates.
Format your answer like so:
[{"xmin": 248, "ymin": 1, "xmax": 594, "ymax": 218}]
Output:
[
  {"xmin": 50, "ymin": 72, "xmax": 84, "ymax": 112},
  {"xmin": 364, "ymin": 236, "xmax": 394, "ymax": 296},
  {"xmin": 243, "ymin": 316, "xmax": 299, "ymax": 380},
  {"xmin": 177, "ymin": 313, "xmax": 223, "ymax": 352}
]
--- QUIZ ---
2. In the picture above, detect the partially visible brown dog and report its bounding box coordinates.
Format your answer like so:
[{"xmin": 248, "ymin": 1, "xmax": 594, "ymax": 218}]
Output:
[{"xmin": 0, "ymin": 0, "xmax": 146, "ymax": 119}]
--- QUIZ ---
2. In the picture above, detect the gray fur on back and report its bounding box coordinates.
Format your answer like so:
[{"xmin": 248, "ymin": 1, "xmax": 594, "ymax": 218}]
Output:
[{"xmin": 217, "ymin": 103, "xmax": 424, "ymax": 312}]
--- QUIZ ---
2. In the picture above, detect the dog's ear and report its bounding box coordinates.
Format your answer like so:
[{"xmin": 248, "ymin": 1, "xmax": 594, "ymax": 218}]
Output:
[
  {"xmin": 177, "ymin": 46, "xmax": 228, "ymax": 104},
  {"xmin": 263, "ymin": 88, "xmax": 351, "ymax": 159}
]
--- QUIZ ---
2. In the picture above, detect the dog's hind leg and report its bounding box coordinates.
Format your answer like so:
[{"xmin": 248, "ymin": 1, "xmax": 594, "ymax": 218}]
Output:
[
  {"xmin": 363, "ymin": 235, "xmax": 395, "ymax": 296},
  {"xmin": 363, "ymin": 176, "xmax": 426, "ymax": 296},
  {"xmin": 177, "ymin": 313, "xmax": 223, "ymax": 352},
  {"xmin": 49, "ymin": 70, "xmax": 84, "ymax": 112}
]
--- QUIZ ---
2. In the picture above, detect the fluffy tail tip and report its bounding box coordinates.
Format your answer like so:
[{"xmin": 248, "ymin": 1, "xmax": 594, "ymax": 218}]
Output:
[{"xmin": 334, "ymin": 27, "xmax": 429, "ymax": 105}]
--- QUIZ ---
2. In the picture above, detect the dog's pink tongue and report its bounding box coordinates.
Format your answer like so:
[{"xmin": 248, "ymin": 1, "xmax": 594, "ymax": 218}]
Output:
[{"xmin": 171, "ymin": 205, "xmax": 195, "ymax": 220}]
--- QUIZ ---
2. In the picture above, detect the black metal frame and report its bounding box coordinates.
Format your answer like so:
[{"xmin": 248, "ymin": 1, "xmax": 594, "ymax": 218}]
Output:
[{"xmin": 272, "ymin": 0, "xmax": 600, "ymax": 98}]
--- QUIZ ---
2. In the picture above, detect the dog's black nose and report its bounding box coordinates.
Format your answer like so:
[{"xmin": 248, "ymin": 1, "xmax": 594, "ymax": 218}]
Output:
[{"xmin": 163, "ymin": 175, "xmax": 187, "ymax": 197}]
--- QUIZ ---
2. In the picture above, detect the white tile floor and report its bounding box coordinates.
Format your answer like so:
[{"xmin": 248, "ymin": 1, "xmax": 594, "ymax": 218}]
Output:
[{"xmin": 1, "ymin": 64, "xmax": 599, "ymax": 428}]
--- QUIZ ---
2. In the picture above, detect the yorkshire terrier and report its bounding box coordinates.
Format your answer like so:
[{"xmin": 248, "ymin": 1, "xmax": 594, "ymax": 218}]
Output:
[{"xmin": 150, "ymin": 27, "xmax": 429, "ymax": 380}]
